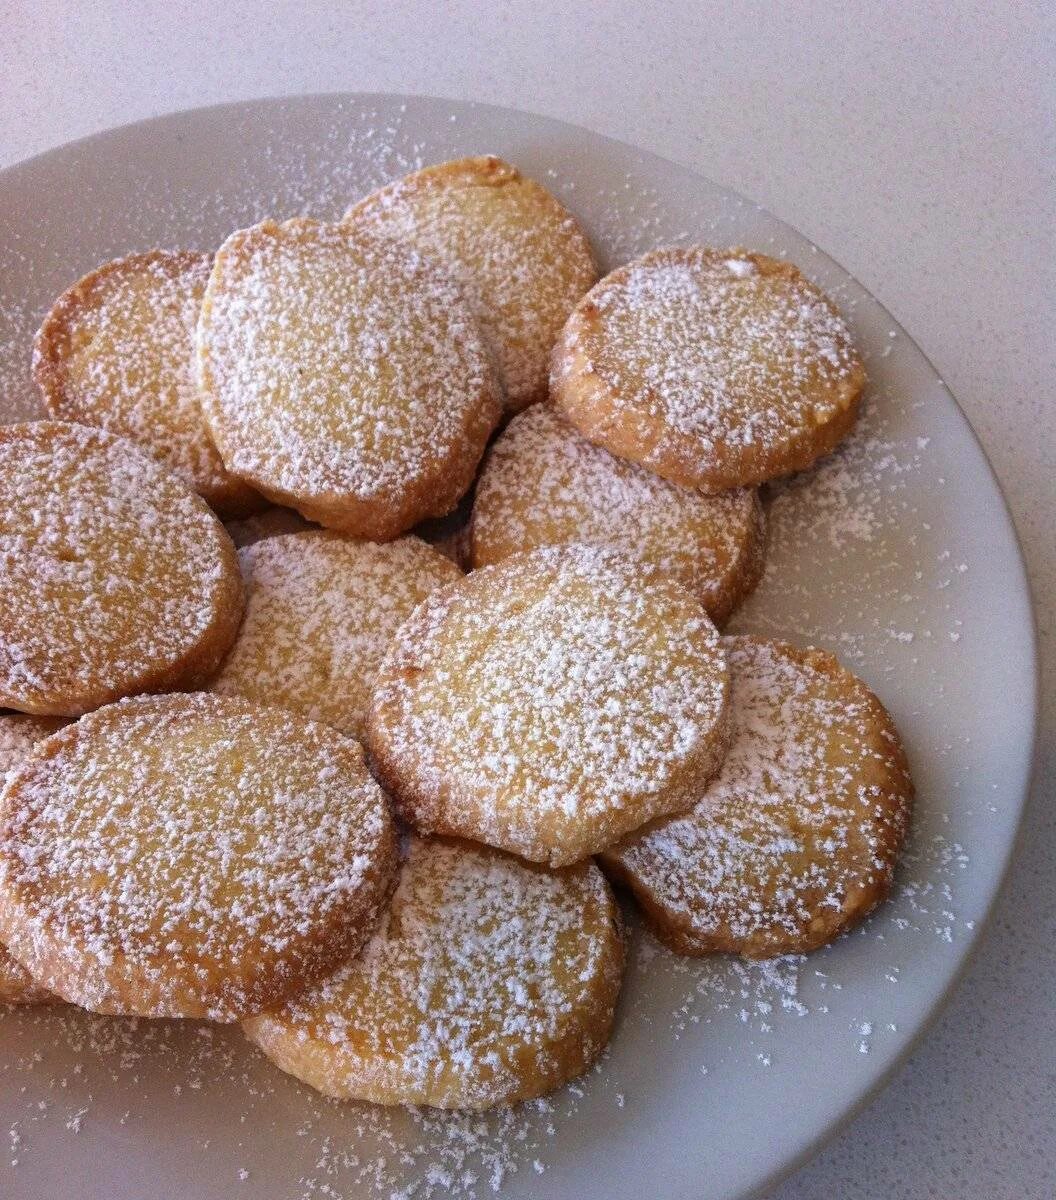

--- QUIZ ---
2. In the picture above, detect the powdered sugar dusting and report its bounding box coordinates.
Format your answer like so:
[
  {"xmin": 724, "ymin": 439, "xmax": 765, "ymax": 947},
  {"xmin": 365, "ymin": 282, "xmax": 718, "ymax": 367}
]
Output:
[
  {"xmin": 247, "ymin": 837, "xmax": 622, "ymax": 1110},
  {"xmin": 552, "ymin": 246, "xmax": 862, "ymax": 483},
  {"xmin": 31, "ymin": 251, "xmax": 247, "ymax": 509},
  {"xmin": 0, "ymin": 422, "xmax": 241, "ymax": 713},
  {"xmin": 0, "ymin": 714, "xmax": 69, "ymax": 780},
  {"xmin": 0, "ymin": 694, "xmax": 394, "ymax": 1020},
  {"xmin": 196, "ymin": 218, "xmax": 500, "ymax": 525},
  {"xmin": 369, "ymin": 546, "xmax": 730, "ymax": 866},
  {"xmin": 605, "ymin": 636, "xmax": 912, "ymax": 957},
  {"xmin": 346, "ymin": 156, "xmax": 598, "ymax": 410}
]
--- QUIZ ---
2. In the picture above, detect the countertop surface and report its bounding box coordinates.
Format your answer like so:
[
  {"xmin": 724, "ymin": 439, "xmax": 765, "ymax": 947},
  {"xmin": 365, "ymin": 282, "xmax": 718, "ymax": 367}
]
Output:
[{"xmin": 2, "ymin": 4, "xmax": 1053, "ymax": 1197}]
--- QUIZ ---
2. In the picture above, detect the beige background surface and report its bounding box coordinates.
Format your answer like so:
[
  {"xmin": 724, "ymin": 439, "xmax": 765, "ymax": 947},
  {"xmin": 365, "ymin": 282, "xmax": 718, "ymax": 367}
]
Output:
[{"xmin": 1, "ymin": 3, "xmax": 1053, "ymax": 1196}]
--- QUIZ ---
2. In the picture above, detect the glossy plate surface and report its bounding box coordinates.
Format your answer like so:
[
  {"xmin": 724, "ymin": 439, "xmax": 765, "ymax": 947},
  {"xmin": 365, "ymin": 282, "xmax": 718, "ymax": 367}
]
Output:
[{"xmin": 0, "ymin": 94, "xmax": 1037, "ymax": 1200}]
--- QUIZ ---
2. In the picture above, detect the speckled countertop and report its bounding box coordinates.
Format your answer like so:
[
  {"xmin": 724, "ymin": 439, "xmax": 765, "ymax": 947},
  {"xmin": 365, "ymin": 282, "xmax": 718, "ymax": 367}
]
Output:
[{"xmin": 1, "ymin": 4, "xmax": 1053, "ymax": 1197}]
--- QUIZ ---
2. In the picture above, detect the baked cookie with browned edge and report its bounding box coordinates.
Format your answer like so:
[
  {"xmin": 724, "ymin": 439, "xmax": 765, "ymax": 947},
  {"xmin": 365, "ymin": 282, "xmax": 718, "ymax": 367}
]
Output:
[
  {"xmin": 551, "ymin": 247, "xmax": 864, "ymax": 492},
  {"xmin": 601, "ymin": 636, "xmax": 913, "ymax": 958},
  {"xmin": 470, "ymin": 404, "xmax": 766, "ymax": 623},
  {"xmin": 210, "ymin": 532, "xmax": 461, "ymax": 737},
  {"xmin": 196, "ymin": 218, "xmax": 501, "ymax": 538},
  {"xmin": 346, "ymin": 156, "xmax": 598, "ymax": 413},
  {"xmin": 0, "ymin": 422, "xmax": 243, "ymax": 716},
  {"xmin": 0, "ymin": 694, "xmax": 397, "ymax": 1019},
  {"xmin": 33, "ymin": 250, "xmax": 261, "ymax": 517},
  {"xmin": 366, "ymin": 545, "xmax": 730, "ymax": 867},
  {"xmin": 245, "ymin": 835, "xmax": 624, "ymax": 1109}
]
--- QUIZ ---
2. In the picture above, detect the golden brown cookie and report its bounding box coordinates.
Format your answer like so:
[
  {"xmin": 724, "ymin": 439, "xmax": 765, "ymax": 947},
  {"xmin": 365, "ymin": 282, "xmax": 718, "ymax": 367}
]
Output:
[
  {"xmin": 345, "ymin": 155, "xmax": 598, "ymax": 413},
  {"xmin": 210, "ymin": 532, "xmax": 461, "ymax": 737},
  {"xmin": 0, "ymin": 694, "xmax": 398, "ymax": 1019},
  {"xmin": 245, "ymin": 835, "xmax": 624, "ymax": 1109},
  {"xmin": 551, "ymin": 247, "xmax": 865, "ymax": 492},
  {"xmin": 0, "ymin": 422, "xmax": 244, "ymax": 716},
  {"xmin": 469, "ymin": 404, "xmax": 766, "ymax": 624},
  {"xmin": 601, "ymin": 636, "xmax": 913, "ymax": 958},
  {"xmin": 366, "ymin": 546, "xmax": 730, "ymax": 867},
  {"xmin": 0, "ymin": 712, "xmax": 68, "ymax": 1004},
  {"xmin": 196, "ymin": 218, "xmax": 501, "ymax": 538},
  {"xmin": 33, "ymin": 250, "xmax": 261, "ymax": 517}
]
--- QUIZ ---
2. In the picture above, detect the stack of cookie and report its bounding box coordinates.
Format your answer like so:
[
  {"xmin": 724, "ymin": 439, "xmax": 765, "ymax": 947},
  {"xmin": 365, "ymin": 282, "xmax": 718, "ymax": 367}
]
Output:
[{"xmin": 0, "ymin": 156, "xmax": 912, "ymax": 1112}]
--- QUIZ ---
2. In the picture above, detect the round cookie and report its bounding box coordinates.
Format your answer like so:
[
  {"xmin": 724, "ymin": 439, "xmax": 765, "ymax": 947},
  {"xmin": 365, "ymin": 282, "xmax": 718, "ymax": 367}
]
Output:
[
  {"xmin": 210, "ymin": 532, "xmax": 461, "ymax": 737},
  {"xmin": 366, "ymin": 545, "xmax": 730, "ymax": 867},
  {"xmin": 33, "ymin": 250, "xmax": 261, "ymax": 517},
  {"xmin": 245, "ymin": 835, "xmax": 624, "ymax": 1109},
  {"xmin": 0, "ymin": 694, "xmax": 397, "ymax": 1019},
  {"xmin": 0, "ymin": 713, "xmax": 68, "ymax": 1004},
  {"xmin": 470, "ymin": 404, "xmax": 766, "ymax": 624},
  {"xmin": 345, "ymin": 155, "xmax": 598, "ymax": 413},
  {"xmin": 551, "ymin": 247, "xmax": 865, "ymax": 492},
  {"xmin": 0, "ymin": 422, "xmax": 244, "ymax": 716},
  {"xmin": 601, "ymin": 636, "xmax": 913, "ymax": 958},
  {"xmin": 196, "ymin": 217, "xmax": 501, "ymax": 538}
]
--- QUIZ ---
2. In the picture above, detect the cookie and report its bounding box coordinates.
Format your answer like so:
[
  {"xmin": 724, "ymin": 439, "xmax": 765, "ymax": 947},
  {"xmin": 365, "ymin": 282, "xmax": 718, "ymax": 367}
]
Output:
[
  {"xmin": 0, "ymin": 422, "xmax": 244, "ymax": 716},
  {"xmin": 345, "ymin": 155, "xmax": 598, "ymax": 413},
  {"xmin": 245, "ymin": 835, "xmax": 624, "ymax": 1109},
  {"xmin": 551, "ymin": 247, "xmax": 865, "ymax": 492},
  {"xmin": 210, "ymin": 532, "xmax": 461, "ymax": 737},
  {"xmin": 196, "ymin": 218, "xmax": 501, "ymax": 538},
  {"xmin": 469, "ymin": 404, "xmax": 766, "ymax": 624},
  {"xmin": 33, "ymin": 250, "xmax": 261, "ymax": 517},
  {"xmin": 0, "ymin": 694, "xmax": 397, "ymax": 1019},
  {"xmin": 601, "ymin": 636, "xmax": 913, "ymax": 958},
  {"xmin": 366, "ymin": 545, "xmax": 730, "ymax": 867},
  {"xmin": 0, "ymin": 713, "xmax": 68, "ymax": 1004}
]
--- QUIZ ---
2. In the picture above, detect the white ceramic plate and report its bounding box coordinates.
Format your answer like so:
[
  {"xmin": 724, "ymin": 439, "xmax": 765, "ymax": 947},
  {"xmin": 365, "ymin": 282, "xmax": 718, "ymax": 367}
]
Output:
[{"xmin": 0, "ymin": 95, "xmax": 1037, "ymax": 1200}]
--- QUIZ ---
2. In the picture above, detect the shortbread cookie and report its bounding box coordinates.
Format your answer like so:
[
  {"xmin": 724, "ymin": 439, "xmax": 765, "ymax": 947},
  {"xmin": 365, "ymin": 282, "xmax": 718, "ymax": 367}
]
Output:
[
  {"xmin": 0, "ymin": 694, "xmax": 397, "ymax": 1019},
  {"xmin": 346, "ymin": 156, "xmax": 598, "ymax": 412},
  {"xmin": 225, "ymin": 505, "xmax": 313, "ymax": 548},
  {"xmin": 470, "ymin": 404, "xmax": 766, "ymax": 623},
  {"xmin": 33, "ymin": 250, "xmax": 261, "ymax": 517},
  {"xmin": 551, "ymin": 247, "xmax": 865, "ymax": 492},
  {"xmin": 601, "ymin": 636, "xmax": 913, "ymax": 958},
  {"xmin": 210, "ymin": 532, "xmax": 461, "ymax": 737},
  {"xmin": 196, "ymin": 218, "xmax": 501, "ymax": 538},
  {"xmin": 0, "ymin": 713, "xmax": 68, "ymax": 1004},
  {"xmin": 0, "ymin": 422, "xmax": 244, "ymax": 716},
  {"xmin": 366, "ymin": 546, "xmax": 730, "ymax": 867},
  {"xmin": 245, "ymin": 836, "xmax": 624, "ymax": 1109}
]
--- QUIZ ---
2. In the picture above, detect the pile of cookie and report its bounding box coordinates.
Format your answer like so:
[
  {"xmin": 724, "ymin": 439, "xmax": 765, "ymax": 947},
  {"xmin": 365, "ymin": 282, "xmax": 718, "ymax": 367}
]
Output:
[{"xmin": 0, "ymin": 156, "xmax": 913, "ymax": 1111}]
